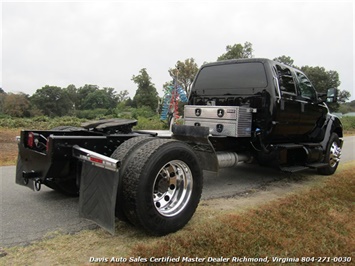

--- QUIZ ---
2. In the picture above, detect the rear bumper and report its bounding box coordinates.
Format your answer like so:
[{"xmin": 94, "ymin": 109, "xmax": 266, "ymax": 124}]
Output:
[
  {"xmin": 16, "ymin": 142, "xmax": 121, "ymax": 234},
  {"xmin": 16, "ymin": 142, "xmax": 52, "ymax": 190}
]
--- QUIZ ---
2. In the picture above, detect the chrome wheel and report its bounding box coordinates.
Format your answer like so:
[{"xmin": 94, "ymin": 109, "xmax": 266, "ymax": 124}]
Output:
[
  {"xmin": 329, "ymin": 141, "xmax": 341, "ymax": 168},
  {"xmin": 153, "ymin": 160, "xmax": 193, "ymax": 217},
  {"xmin": 121, "ymin": 139, "xmax": 203, "ymax": 235}
]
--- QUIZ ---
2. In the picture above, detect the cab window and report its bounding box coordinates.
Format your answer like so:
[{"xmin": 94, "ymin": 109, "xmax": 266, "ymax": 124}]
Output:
[
  {"xmin": 296, "ymin": 71, "xmax": 316, "ymax": 101},
  {"xmin": 276, "ymin": 64, "xmax": 296, "ymax": 95}
]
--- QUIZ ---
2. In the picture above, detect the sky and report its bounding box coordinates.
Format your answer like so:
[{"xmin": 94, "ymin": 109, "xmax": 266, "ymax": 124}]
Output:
[{"xmin": 1, "ymin": 0, "xmax": 354, "ymax": 100}]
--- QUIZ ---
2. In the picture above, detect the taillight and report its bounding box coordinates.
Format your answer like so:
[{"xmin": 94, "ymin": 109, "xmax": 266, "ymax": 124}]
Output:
[
  {"xmin": 90, "ymin": 157, "xmax": 103, "ymax": 164},
  {"xmin": 27, "ymin": 132, "xmax": 34, "ymax": 148}
]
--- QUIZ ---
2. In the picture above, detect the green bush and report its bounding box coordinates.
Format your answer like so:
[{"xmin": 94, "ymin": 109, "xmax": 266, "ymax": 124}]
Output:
[
  {"xmin": 32, "ymin": 116, "xmax": 50, "ymax": 122},
  {"xmin": 0, "ymin": 116, "xmax": 86, "ymax": 130},
  {"xmin": 132, "ymin": 106, "xmax": 156, "ymax": 119},
  {"xmin": 75, "ymin": 108, "xmax": 115, "ymax": 120},
  {"xmin": 0, "ymin": 114, "xmax": 168, "ymax": 130},
  {"xmin": 133, "ymin": 116, "xmax": 167, "ymax": 130},
  {"xmin": 114, "ymin": 105, "xmax": 134, "ymax": 119},
  {"xmin": 340, "ymin": 116, "xmax": 355, "ymax": 133}
]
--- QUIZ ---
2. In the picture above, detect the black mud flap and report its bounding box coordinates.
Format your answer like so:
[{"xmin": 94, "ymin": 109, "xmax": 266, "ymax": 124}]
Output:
[
  {"xmin": 16, "ymin": 155, "xmax": 36, "ymax": 191},
  {"xmin": 79, "ymin": 162, "xmax": 119, "ymax": 235},
  {"xmin": 73, "ymin": 145, "xmax": 120, "ymax": 235}
]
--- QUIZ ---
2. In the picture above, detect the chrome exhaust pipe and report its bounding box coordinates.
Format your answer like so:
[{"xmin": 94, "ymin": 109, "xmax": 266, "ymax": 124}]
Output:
[{"xmin": 216, "ymin": 152, "xmax": 250, "ymax": 168}]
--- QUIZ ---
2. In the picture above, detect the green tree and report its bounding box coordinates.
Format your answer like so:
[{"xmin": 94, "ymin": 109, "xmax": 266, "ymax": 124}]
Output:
[
  {"xmin": 125, "ymin": 97, "xmax": 133, "ymax": 107},
  {"xmin": 301, "ymin": 66, "xmax": 340, "ymax": 94},
  {"xmin": 301, "ymin": 66, "xmax": 351, "ymax": 112},
  {"xmin": 76, "ymin": 84, "xmax": 99, "ymax": 110},
  {"xmin": 117, "ymin": 90, "xmax": 130, "ymax": 103},
  {"xmin": 217, "ymin": 41, "xmax": 253, "ymax": 61},
  {"xmin": 80, "ymin": 87, "xmax": 118, "ymax": 110},
  {"xmin": 132, "ymin": 68, "xmax": 159, "ymax": 112},
  {"xmin": 63, "ymin": 84, "xmax": 78, "ymax": 110},
  {"xmin": 273, "ymin": 55, "xmax": 296, "ymax": 67},
  {"xmin": 0, "ymin": 89, "xmax": 6, "ymax": 114},
  {"xmin": 3, "ymin": 93, "xmax": 31, "ymax": 117},
  {"xmin": 338, "ymin": 90, "xmax": 351, "ymax": 103},
  {"xmin": 168, "ymin": 58, "xmax": 199, "ymax": 93},
  {"xmin": 31, "ymin": 85, "xmax": 73, "ymax": 117}
]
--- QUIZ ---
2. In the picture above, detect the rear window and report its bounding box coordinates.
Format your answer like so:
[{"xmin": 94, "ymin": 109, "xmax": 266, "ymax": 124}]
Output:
[{"xmin": 193, "ymin": 62, "xmax": 267, "ymax": 90}]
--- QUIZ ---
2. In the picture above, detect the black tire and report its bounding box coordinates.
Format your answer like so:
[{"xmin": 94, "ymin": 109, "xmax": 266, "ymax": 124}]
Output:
[
  {"xmin": 110, "ymin": 136, "xmax": 154, "ymax": 220},
  {"xmin": 121, "ymin": 139, "xmax": 203, "ymax": 235},
  {"xmin": 318, "ymin": 133, "xmax": 342, "ymax": 175}
]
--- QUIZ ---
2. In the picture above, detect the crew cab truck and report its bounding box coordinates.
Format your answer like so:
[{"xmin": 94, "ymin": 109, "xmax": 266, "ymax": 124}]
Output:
[{"xmin": 16, "ymin": 58, "xmax": 343, "ymax": 236}]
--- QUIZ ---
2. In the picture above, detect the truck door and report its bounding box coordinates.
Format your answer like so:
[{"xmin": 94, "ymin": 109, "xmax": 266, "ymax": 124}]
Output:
[
  {"xmin": 295, "ymin": 71, "xmax": 326, "ymax": 139},
  {"xmin": 271, "ymin": 64, "xmax": 301, "ymax": 141}
]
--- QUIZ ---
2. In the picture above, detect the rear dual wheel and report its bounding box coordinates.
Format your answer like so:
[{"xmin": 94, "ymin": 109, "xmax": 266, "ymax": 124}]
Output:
[
  {"xmin": 111, "ymin": 136, "xmax": 154, "ymax": 220},
  {"xmin": 113, "ymin": 138, "xmax": 203, "ymax": 235}
]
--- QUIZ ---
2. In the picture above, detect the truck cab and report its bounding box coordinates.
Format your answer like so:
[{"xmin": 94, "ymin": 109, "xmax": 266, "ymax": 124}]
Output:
[
  {"xmin": 186, "ymin": 58, "xmax": 342, "ymax": 173},
  {"xmin": 189, "ymin": 59, "xmax": 339, "ymax": 141}
]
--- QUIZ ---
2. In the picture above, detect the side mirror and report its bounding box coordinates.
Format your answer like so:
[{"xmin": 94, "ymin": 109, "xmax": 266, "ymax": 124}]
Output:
[{"xmin": 326, "ymin": 88, "xmax": 338, "ymax": 103}]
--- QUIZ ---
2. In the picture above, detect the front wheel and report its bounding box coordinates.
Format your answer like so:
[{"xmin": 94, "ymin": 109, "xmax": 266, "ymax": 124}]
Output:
[
  {"xmin": 318, "ymin": 133, "xmax": 342, "ymax": 175},
  {"xmin": 121, "ymin": 139, "xmax": 203, "ymax": 235}
]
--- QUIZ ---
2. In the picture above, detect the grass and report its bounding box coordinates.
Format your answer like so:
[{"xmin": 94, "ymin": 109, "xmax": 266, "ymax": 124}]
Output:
[
  {"xmin": 0, "ymin": 116, "xmax": 86, "ymax": 130},
  {"xmin": 0, "ymin": 128, "xmax": 19, "ymax": 166},
  {"xmin": 341, "ymin": 116, "xmax": 355, "ymax": 135},
  {"xmin": 129, "ymin": 163, "xmax": 354, "ymax": 262},
  {"xmin": 1, "ymin": 162, "xmax": 354, "ymax": 265},
  {"xmin": 0, "ymin": 115, "xmax": 167, "ymax": 131}
]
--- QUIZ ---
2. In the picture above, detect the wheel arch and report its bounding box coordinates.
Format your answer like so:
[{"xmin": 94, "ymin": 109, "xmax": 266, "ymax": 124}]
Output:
[{"xmin": 320, "ymin": 114, "xmax": 343, "ymax": 150}]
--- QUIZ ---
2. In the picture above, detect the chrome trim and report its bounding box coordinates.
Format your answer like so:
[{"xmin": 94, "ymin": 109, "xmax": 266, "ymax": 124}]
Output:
[
  {"xmin": 72, "ymin": 145, "xmax": 120, "ymax": 172},
  {"xmin": 273, "ymin": 76, "xmax": 282, "ymax": 100}
]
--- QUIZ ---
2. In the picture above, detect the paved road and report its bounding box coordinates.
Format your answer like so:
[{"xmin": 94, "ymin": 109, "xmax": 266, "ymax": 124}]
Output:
[{"xmin": 1, "ymin": 136, "xmax": 354, "ymax": 247}]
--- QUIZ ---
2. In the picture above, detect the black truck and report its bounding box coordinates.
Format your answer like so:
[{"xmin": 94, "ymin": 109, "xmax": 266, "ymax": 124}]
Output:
[{"xmin": 16, "ymin": 58, "xmax": 343, "ymax": 235}]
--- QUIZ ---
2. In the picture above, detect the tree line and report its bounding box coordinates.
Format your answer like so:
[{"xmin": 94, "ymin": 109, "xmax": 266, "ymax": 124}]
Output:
[{"xmin": 0, "ymin": 41, "xmax": 351, "ymax": 118}]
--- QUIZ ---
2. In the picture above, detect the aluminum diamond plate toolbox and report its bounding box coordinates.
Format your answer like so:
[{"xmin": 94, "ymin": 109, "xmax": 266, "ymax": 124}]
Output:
[{"xmin": 184, "ymin": 105, "xmax": 252, "ymax": 137}]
